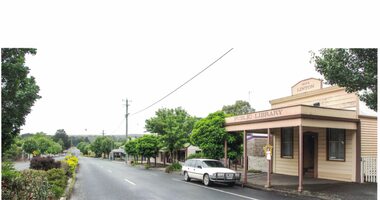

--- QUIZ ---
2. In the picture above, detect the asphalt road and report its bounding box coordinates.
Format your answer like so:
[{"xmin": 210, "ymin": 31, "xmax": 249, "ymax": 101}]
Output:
[{"xmin": 71, "ymin": 157, "xmax": 318, "ymax": 200}]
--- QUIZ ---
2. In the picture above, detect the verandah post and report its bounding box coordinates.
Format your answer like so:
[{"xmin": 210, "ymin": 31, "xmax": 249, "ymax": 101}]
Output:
[
  {"xmin": 224, "ymin": 139, "xmax": 228, "ymax": 167},
  {"xmin": 266, "ymin": 128, "xmax": 272, "ymax": 188},
  {"xmin": 298, "ymin": 126, "xmax": 303, "ymax": 192},
  {"xmin": 243, "ymin": 130, "xmax": 247, "ymax": 185}
]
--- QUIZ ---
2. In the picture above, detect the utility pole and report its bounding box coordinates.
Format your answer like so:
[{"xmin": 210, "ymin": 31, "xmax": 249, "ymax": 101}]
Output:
[
  {"xmin": 125, "ymin": 98, "xmax": 129, "ymax": 163},
  {"xmin": 102, "ymin": 130, "xmax": 105, "ymax": 137},
  {"xmin": 125, "ymin": 98, "xmax": 129, "ymax": 140}
]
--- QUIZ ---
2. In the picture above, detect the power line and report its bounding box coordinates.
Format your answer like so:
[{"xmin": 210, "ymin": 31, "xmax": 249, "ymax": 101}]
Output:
[
  {"xmin": 132, "ymin": 48, "xmax": 234, "ymax": 116},
  {"xmin": 110, "ymin": 118, "xmax": 125, "ymax": 134}
]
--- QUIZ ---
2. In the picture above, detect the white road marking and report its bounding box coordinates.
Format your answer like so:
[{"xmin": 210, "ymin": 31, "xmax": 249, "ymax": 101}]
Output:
[
  {"xmin": 172, "ymin": 179, "xmax": 259, "ymax": 200},
  {"xmin": 107, "ymin": 169, "xmax": 112, "ymax": 173},
  {"xmin": 124, "ymin": 178, "xmax": 136, "ymax": 186},
  {"xmin": 111, "ymin": 161, "xmax": 125, "ymax": 165}
]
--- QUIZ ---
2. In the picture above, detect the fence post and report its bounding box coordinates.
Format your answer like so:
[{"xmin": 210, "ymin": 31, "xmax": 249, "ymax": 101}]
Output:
[{"xmin": 361, "ymin": 158, "xmax": 364, "ymax": 183}]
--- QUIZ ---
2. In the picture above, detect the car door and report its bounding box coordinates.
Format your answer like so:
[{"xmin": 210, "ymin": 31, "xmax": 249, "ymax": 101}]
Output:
[
  {"xmin": 194, "ymin": 160, "xmax": 203, "ymax": 180},
  {"xmin": 186, "ymin": 160, "xmax": 195, "ymax": 178}
]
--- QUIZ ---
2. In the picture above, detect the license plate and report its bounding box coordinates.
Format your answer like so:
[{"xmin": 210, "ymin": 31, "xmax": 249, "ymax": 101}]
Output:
[{"xmin": 226, "ymin": 174, "xmax": 234, "ymax": 179}]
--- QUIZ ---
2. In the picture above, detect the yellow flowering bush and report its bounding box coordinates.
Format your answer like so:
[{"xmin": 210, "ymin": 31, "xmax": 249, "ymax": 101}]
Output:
[{"xmin": 63, "ymin": 155, "xmax": 78, "ymax": 175}]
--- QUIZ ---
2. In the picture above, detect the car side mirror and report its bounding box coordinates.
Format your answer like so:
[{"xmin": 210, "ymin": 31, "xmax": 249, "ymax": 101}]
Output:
[{"xmin": 197, "ymin": 166, "xmax": 202, "ymax": 169}]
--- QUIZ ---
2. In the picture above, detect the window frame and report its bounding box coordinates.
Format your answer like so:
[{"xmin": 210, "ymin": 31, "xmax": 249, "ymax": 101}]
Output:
[
  {"xmin": 326, "ymin": 128, "xmax": 346, "ymax": 162},
  {"xmin": 281, "ymin": 127, "xmax": 294, "ymax": 159},
  {"xmin": 195, "ymin": 160, "xmax": 202, "ymax": 168},
  {"xmin": 187, "ymin": 160, "xmax": 195, "ymax": 167}
]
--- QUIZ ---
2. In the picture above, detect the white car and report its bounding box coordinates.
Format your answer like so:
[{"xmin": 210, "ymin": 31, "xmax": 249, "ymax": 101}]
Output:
[{"xmin": 182, "ymin": 159, "xmax": 241, "ymax": 186}]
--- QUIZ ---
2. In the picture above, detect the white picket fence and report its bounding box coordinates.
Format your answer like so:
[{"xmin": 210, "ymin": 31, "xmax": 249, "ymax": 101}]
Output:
[{"xmin": 361, "ymin": 156, "xmax": 377, "ymax": 183}]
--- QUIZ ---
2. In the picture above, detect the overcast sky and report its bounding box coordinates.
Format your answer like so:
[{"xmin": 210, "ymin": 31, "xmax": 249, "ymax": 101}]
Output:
[{"xmin": 1, "ymin": 0, "xmax": 378, "ymax": 136}]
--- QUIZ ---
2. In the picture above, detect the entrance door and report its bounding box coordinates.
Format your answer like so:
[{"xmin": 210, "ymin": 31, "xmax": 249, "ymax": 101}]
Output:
[{"xmin": 303, "ymin": 133, "xmax": 317, "ymax": 178}]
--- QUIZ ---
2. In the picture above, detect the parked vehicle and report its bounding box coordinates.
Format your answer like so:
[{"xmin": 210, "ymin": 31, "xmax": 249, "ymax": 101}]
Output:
[{"xmin": 182, "ymin": 158, "xmax": 241, "ymax": 186}]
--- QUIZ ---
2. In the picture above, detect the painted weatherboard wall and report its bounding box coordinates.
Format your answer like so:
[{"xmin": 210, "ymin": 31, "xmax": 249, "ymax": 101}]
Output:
[
  {"xmin": 360, "ymin": 116, "xmax": 378, "ymax": 156},
  {"xmin": 315, "ymin": 128, "xmax": 356, "ymax": 182},
  {"xmin": 271, "ymin": 86, "xmax": 358, "ymax": 111},
  {"xmin": 273, "ymin": 128, "xmax": 299, "ymax": 176},
  {"xmin": 187, "ymin": 145, "xmax": 201, "ymax": 156},
  {"xmin": 273, "ymin": 127, "xmax": 356, "ymax": 182}
]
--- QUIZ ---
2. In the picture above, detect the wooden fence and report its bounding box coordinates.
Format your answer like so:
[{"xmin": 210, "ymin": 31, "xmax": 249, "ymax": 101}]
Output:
[{"xmin": 361, "ymin": 156, "xmax": 377, "ymax": 183}]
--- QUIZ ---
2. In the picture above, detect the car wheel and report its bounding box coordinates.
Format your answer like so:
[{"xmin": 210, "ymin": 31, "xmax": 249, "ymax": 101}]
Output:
[
  {"xmin": 227, "ymin": 182, "xmax": 235, "ymax": 187},
  {"xmin": 203, "ymin": 174, "xmax": 212, "ymax": 186},
  {"xmin": 184, "ymin": 171, "xmax": 191, "ymax": 182}
]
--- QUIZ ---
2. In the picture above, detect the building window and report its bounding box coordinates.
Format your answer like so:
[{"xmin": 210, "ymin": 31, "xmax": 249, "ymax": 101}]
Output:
[
  {"xmin": 327, "ymin": 128, "xmax": 345, "ymax": 161},
  {"xmin": 281, "ymin": 127, "xmax": 293, "ymax": 158}
]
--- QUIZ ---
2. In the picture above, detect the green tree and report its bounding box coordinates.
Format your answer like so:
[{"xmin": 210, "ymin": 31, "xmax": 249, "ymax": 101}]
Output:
[
  {"xmin": 84, "ymin": 144, "xmax": 92, "ymax": 155},
  {"xmin": 22, "ymin": 138, "xmax": 38, "ymax": 159},
  {"xmin": 91, "ymin": 137, "xmax": 103, "ymax": 157},
  {"xmin": 34, "ymin": 134, "xmax": 52, "ymax": 154},
  {"xmin": 101, "ymin": 137, "xmax": 114, "ymax": 159},
  {"xmin": 222, "ymin": 100, "xmax": 255, "ymax": 116},
  {"xmin": 3, "ymin": 143, "xmax": 23, "ymax": 161},
  {"xmin": 311, "ymin": 48, "xmax": 377, "ymax": 111},
  {"xmin": 70, "ymin": 136, "xmax": 85, "ymax": 147},
  {"xmin": 145, "ymin": 107, "xmax": 197, "ymax": 162},
  {"xmin": 190, "ymin": 111, "xmax": 227, "ymax": 159},
  {"xmin": 46, "ymin": 142, "xmax": 62, "ymax": 155},
  {"xmin": 1, "ymin": 48, "xmax": 41, "ymax": 152},
  {"xmin": 57, "ymin": 139, "xmax": 64, "ymax": 151},
  {"xmin": 77, "ymin": 142, "xmax": 90, "ymax": 155},
  {"xmin": 90, "ymin": 136, "xmax": 114, "ymax": 158},
  {"xmin": 24, "ymin": 132, "xmax": 63, "ymax": 155},
  {"xmin": 53, "ymin": 129, "xmax": 70, "ymax": 150},
  {"xmin": 136, "ymin": 135, "xmax": 160, "ymax": 167},
  {"xmin": 227, "ymin": 132, "xmax": 243, "ymax": 170},
  {"xmin": 2, "ymin": 136, "xmax": 24, "ymax": 161},
  {"xmin": 125, "ymin": 139, "xmax": 139, "ymax": 162},
  {"xmin": 191, "ymin": 111, "xmax": 242, "ymax": 162}
]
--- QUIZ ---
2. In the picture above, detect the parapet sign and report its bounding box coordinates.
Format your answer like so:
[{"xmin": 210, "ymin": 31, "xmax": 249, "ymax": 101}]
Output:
[{"xmin": 291, "ymin": 78, "xmax": 323, "ymax": 95}]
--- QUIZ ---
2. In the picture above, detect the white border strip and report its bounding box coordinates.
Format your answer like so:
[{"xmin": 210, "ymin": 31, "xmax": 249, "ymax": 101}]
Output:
[{"xmin": 172, "ymin": 179, "xmax": 260, "ymax": 200}]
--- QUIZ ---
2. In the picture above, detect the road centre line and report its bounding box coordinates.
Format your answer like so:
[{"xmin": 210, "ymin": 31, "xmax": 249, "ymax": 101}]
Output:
[
  {"xmin": 172, "ymin": 179, "xmax": 259, "ymax": 200},
  {"xmin": 124, "ymin": 178, "xmax": 136, "ymax": 186}
]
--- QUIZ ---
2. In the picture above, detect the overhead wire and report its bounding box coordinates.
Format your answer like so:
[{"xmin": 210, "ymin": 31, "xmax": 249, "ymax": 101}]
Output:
[{"xmin": 131, "ymin": 48, "xmax": 234, "ymax": 116}]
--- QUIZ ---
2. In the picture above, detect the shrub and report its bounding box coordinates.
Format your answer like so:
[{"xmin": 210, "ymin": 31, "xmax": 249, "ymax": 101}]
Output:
[
  {"xmin": 2, "ymin": 169, "xmax": 52, "ymax": 200},
  {"xmin": 30, "ymin": 156, "xmax": 61, "ymax": 171},
  {"xmin": 2, "ymin": 162, "xmax": 21, "ymax": 181},
  {"xmin": 171, "ymin": 162, "xmax": 182, "ymax": 170},
  {"xmin": 144, "ymin": 163, "xmax": 150, "ymax": 169},
  {"xmin": 1, "ymin": 162, "xmax": 21, "ymax": 199},
  {"xmin": 186, "ymin": 152, "xmax": 204, "ymax": 160},
  {"xmin": 61, "ymin": 160, "xmax": 72, "ymax": 177},
  {"xmin": 165, "ymin": 162, "xmax": 182, "ymax": 173},
  {"xmin": 47, "ymin": 168, "xmax": 68, "ymax": 199},
  {"xmin": 21, "ymin": 170, "xmax": 52, "ymax": 199},
  {"xmin": 3, "ymin": 144, "xmax": 23, "ymax": 161},
  {"xmin": 65, "ymin": 155, "xmax": 78, "ymax": 173},
  {"xmin": 164, "ymin": 165, "xmax": 172, "ymax": 173},
  {"xmin": 62, "ymin": 155, "xmax": 79, "ymax": 176},
  {"xmin": 248, "ymin": 169, "xmax": 262, "ymax": 173}
]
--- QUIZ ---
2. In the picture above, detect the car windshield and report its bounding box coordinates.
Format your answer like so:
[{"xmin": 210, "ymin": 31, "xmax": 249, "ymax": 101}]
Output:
[{"xmin": 202, "ymin": 161, "xmax": 225, "ymax": 168}]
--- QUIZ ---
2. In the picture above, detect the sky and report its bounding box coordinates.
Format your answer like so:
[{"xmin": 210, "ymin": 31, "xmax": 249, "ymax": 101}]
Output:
[{"xmin": 1, "ymin": 0, "xmax": 379, "ymax": 136}]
